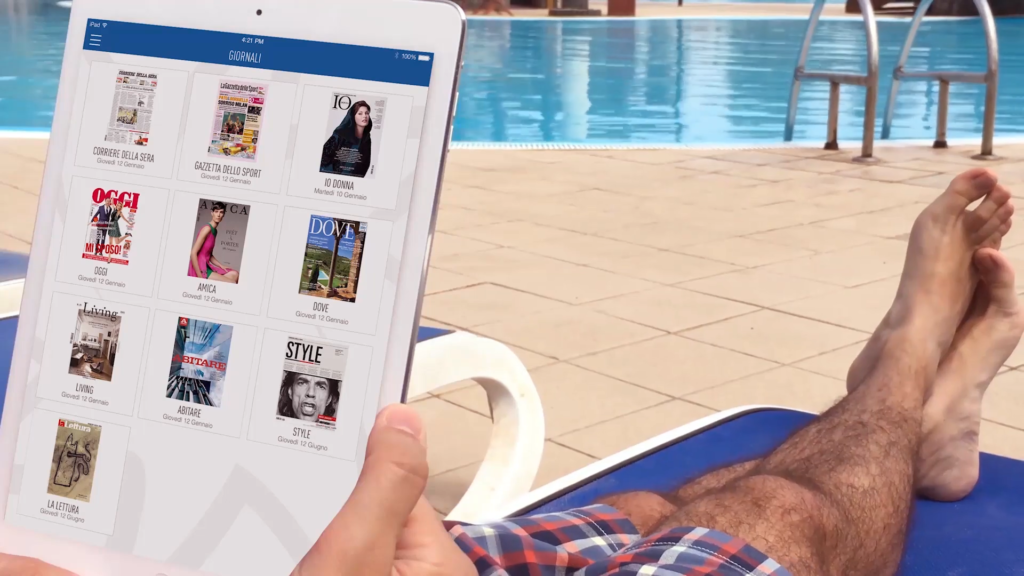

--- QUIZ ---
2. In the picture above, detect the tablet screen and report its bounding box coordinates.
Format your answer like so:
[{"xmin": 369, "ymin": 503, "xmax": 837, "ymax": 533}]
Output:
[{"xmin": 5, "ymin": 17, "xmax": 437, "ymax": 573}]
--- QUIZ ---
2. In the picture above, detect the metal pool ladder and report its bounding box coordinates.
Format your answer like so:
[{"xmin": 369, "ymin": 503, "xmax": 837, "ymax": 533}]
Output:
[
  {"xmin": 881, "ymin": 0, "xmax": 999, "ymax": 159},
  {"xmin": 784, "ymin": 0, "xmax": 880, "ymax": 163},
  {"xmin": 782, "ymin": 0, "xmax": 880, "ymax": 161}
]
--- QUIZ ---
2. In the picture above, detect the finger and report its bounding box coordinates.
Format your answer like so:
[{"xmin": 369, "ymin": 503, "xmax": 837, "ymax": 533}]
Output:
[
  {"xmin": 0, "ymin": 553, "xmax": 76, "ymax": 576},
  {"xmin": 297, "ymin": 404, "xmax": 428, "ymax": 574},
  {"xmin": 394, "ymin": 498, "xmax": 477, "ymax": 576}
]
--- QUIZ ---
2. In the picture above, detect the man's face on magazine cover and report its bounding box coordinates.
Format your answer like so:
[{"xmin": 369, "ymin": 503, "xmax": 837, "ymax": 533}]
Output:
[{"xmin": 289, "ymin": 374, "xmax": 330, "ymax": 421}]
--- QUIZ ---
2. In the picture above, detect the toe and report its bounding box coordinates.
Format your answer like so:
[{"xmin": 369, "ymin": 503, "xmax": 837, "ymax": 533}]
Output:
[
  {"xmin": 941, "ymin": 168, "xmax": 999, "ymax": 210},
  {"xmin": 969, "ymin": 183, "xmax": 1012, "ymax": 223},
  {"xmin": 973, "ymin": 200, "xmax": 1014, "ymax": 243},
  {"xmin": 974, "ymin": 247, "xmax": 1017, "ymax": 306}
]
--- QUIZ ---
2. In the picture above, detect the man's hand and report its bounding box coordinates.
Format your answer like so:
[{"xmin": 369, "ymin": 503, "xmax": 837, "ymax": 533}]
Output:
[
  {"xmin": 0, "ymin": 553, "xmax": 75, "ymax": 575},
  {"xmin": 291, "ymin": 404, "xmax": 475, "ymax": 576}
]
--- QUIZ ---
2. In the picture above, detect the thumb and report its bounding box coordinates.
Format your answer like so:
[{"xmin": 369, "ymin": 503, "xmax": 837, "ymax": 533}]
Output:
[{"xmin": 294, "ymin": 404, "xmax": 428, "ymax": 575}]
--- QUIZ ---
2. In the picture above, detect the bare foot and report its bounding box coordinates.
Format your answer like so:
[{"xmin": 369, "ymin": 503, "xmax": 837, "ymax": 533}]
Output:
[
  {"xmin": 847, "ymin": 169, "xmax": 1014, "ymax": 389},
  {"xmin": 916, "ymin": 248, "xmax": 1024, "ymax": 501}
]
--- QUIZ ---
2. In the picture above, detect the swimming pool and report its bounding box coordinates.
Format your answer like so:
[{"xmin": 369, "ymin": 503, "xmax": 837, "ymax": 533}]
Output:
[{"xmin": 2, "ymin": 4, "xmax": 1023, "ymax": 146}]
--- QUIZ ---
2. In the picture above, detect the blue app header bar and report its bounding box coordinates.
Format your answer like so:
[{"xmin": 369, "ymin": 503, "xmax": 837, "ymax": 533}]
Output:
[{"xmin": 83, "ymin": 19, "xmax": 434, "ymax": 87}]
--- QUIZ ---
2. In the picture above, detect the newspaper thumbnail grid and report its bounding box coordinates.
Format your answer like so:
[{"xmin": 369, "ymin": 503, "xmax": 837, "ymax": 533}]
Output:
[
  {"xmin": 277, "ymin": 337, "xmax": 347, "ymax": 430},
  {"xmin": 209, "ymin": 81, "xmax": 266, "ymax": 161},
  {"xmin": 104, "ymin": 70, "xmax": 157, "ymax": 147}
]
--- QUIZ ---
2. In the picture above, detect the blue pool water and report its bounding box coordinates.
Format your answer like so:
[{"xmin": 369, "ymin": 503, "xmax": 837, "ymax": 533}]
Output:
[{"xmin": 2, "ymin": 4, "xmax": 1024, "ymax": 145}]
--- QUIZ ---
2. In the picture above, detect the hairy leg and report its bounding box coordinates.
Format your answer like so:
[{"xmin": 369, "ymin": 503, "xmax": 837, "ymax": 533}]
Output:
[
  {"xmin": 651, "ymin": 170, "xmax": 1013, "ymax": 576},
  {"xmin": 598, "ymin": 460, "xmax": 759, "ymax": 536}
]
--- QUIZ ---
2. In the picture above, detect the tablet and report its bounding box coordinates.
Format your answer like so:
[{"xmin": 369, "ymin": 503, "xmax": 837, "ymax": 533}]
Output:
[{"xmin": 0, "ymin": 0, "xmax": 465, "ymax": 574}]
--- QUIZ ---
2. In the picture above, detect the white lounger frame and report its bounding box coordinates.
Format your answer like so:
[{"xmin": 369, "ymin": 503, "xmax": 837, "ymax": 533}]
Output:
[{"xmin": 406, "ymin": 330, "xmax": 546, "ymax": 521}]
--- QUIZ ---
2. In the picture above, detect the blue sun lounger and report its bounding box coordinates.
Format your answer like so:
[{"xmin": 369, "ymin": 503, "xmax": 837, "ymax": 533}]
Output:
[{"xmin": 1, "ymin": 250, "xmax": 1022, "ymax": 575}]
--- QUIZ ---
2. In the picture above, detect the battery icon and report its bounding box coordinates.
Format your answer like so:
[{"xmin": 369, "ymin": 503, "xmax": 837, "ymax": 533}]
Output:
[{"xmin": 418, "ymin": 55, "xmax": 431, "ymax": 61}]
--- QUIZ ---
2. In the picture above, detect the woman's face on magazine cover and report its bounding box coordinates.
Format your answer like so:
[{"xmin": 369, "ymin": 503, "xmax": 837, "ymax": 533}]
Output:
[
  {"xmin": 354, "ymin": 105, "xmax": 370, "ymax": 127},
  {"xmin": 211, "ymin": 208, "xmax": 225, "ymax": 224},
  {"xmin": 290, "ymin": 375, "xmax": 331, "ymax": 421}
]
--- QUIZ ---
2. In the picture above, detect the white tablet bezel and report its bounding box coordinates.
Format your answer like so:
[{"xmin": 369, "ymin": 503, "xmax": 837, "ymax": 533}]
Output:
[{"xmin": 0, "ymin": 0, "xmax": 466, "ymax": 573}]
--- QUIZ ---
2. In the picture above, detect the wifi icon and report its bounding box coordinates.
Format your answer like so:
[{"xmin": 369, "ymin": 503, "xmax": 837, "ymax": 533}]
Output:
[{"xmin": 102, "ymin": 22, "xmax": 107, "ymax": 27}]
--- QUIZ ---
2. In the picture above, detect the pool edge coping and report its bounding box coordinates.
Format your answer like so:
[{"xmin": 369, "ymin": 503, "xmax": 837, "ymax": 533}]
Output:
[
  {"xmin": 5, "ymin": 130, "xmax": 1024, "ymax": 151},
  {"xmin": 447, "ymin": 136, "xmax": 1024, "ymax": 150}
]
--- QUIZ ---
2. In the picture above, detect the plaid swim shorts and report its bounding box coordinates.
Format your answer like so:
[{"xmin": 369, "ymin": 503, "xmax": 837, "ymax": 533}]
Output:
[{"xmin": 446, "ymin": 504, "xmax": 792, "ymax": 576}]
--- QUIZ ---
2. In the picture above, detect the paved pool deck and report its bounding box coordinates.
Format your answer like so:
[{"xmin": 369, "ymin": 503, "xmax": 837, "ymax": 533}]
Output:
[{"xmin": 5, "ymin": 137, "xmax": 1024, "ymax": 515}]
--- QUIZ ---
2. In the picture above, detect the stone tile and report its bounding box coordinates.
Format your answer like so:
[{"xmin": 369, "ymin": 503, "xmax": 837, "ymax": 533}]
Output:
[
  {"xmin": 675, "ymin": 157, "xmax": 749, "ymax": 173},
  {"xmin": 597, "ymin": 221, "xmax": 737, "ymax": 251},
  {"xmin": 530, "ymin": 363, "xmax": 670, "ymax": 437},
  {"xmin": 412, "ymin": 397, "xmax": 493, "ymax": 475},
  {"xmin": 745, "ymin": 224, "xmax": 876, "ymax": 253},
  {"xmin": 484, "ymin": 175, "xmax": 592, "ymax": 196},
  {"xmin": 777, "ymin": 158, "xmax": 851, "ymax": 174},
  {"xmin": 589, "ymin": 250, "xmax": 740, "ymax": 285},
  {"xmin": 440, "ymin": 385, "xmax": 490, "ymax": 417},
  {"xmin": 587, "ymin": 287, "xmax": 757, "ymax": 332},
  {"xmin": 794, "ymin": 342, "xmax": 867, "ymax": 382},
  {"xmin": 585, "ymin": 149, "xmax": 704, "ymax": 165},
  {"xmin": 732, "ymin": 165, "xmax": 820, "ymax": 182},
  {"xmin": 979, "ymin": 420, "xmax": 1024, "ymax": 461},
  {"xmin": 0, "ymin": 183, "xmax": 39, "ymax": 244},
  {"xmin": 474, "ymin": 308, "xmax": 663, "ymax": 360},
  {"xmin": 759, "ymin": 240, "xmax": 907, "ymax": 287},
  {"xmin": 430, "ymin": 232, "xmax": 499, "ymax": 258},
  {"xmin": 517, "ymin": 232, "xmax": 661, "ymax": 267},
  {"xmin": 424, "ymin": 268, "xmax": 479, "ymax": 295},
  {"xmin": 686, "ymin": 366, "xmax": 846, "ymax": 414},
  {"xmin": 808, "ymin": 188, "xmax": 921, "ymax": 214},
  {"xmin": 435, "ymin": 206, "xmax": 512, "ymax": 232},
  {"xmin": 556, "ymin": 400, "xmax": 715, "ymax": 458},
  {"xmin": 679, "ymin": 237, "xmax": 813, "ymax": 267},
  {"xmin": 533, "ymin": 441, "xmax": 599, "ymax": 488},
  {"xmin": 0, "ymin": 139, "xmax": 48, "ymax": 163},
  {"xmin": 528, "ymin": 206, "xmax": 661, "ymax": 235},
  {"xmin": 487, "ymin": 258, "xmax": 657, "ymax": 305},
  {"xmin": 680, "ymin": 269, "xmax": 838, "ymax": 307},
  {"xmin": 981, "ymin": 370, "xmax": 1024, "ymax": 429},
  {"xmin": 452, "ymin": 221, "xmax": 579, "ymax": 249},
  {"xmin": 816, "ymin": 203, "xmax": 927, "ymax": 239},
  {"xmin": 551, "ymin": 189, "xmax": 647, "ymax": 212},
  {"xmin": 683, "ymin": 309, "xmax": 866, "ymax": 364},
  {"xmin": 425, "ymin": 463, "xmax": 479, "ymax": 515},
  {"xmin": 666, "ymin": 173, "xmax": 766, "ymax": 193},
  {"xmin": 571, "ymin": 335, "xmax": 777, "ymax": 397},
  {"xmin": 430, "ymin": 248, "xmax": 551, "ymax": 280},
  {"xmin": 439, "ymin": 185, "xmax": 517, "ymax": 211},
  {"xmin": 506, "ymin": 345, "xmax": 560, "ymax": 370},
  {"xmin": 0, "ymin": 233, "xmax": 29, "ymax": 253},
  {"xmin": 0, "ymin": 153, "xmax": 44, "ymax": 195},
  {"xmin": 708, "ymin": 150, "xmax": 798, "ymax": 166},
  {"xmin": 737, "ymin": 201, "xmax": 862, "ymax": 229},
  {"xmin": 775, "ymin": 277, "xmax": 897, "ymax": 332},
  {"xmin": 887, "ymin": 159, "xmax": 973, "ymax": 174},
  {"xmin": 903, "ymin": 172, "xmax": 961, "ymax": 189},
  {"xmin": 770, "ymin": 147, "xmax": 841, "ymax": 159},
  {"xmin": 423, "ymin": 284, "xmax": 567, "ymax": 328},
  {"xmin": 1003, "ymin": 341, "xmax": 1024, "ymax": 369},
  {"xmin": 835, "ymin": 165, "xmax": 936, "ymax": 183}
]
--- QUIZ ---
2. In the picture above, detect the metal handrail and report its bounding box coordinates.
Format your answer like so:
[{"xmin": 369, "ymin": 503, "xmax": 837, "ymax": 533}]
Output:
[
  {"xmin": 784, "ymin": 0, "xmax": 879, "ymax": 163},
  {"xmin": 881, "ymin": 0, "xmax": 999, "ymax": 159}
]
